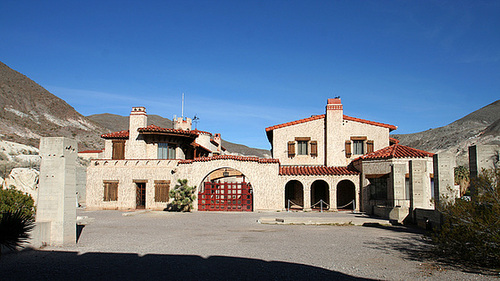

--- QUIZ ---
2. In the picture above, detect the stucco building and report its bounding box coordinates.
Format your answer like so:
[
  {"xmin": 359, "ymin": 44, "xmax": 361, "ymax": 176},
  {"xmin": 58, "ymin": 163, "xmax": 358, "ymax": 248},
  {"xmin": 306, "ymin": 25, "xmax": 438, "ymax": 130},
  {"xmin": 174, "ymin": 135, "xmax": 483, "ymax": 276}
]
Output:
[{"xmin": 86, "ymin": 98, "xmax": 436, "ymax": 221}]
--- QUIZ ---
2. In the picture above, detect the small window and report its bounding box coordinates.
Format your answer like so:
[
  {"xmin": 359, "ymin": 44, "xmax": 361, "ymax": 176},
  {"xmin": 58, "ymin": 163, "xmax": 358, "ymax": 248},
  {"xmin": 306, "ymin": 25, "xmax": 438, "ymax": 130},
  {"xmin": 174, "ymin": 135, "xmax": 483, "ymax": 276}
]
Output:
[
  {"xmin": 104, "ymin": 181, "xmax": 118, "ymax": 201},
  {"xmin": 155, "ymin": 180, "xmax": 170, "ymax": 202},
  {"xmin": 112, "ymin": 140, "xmax": 125, "ymax": 160},
  {"xmin": 353, "ymin": 140, "xmax": 364, "ymax": 155},
  {"xmin": 158, "ymin": 143, "xmax": 176, "ymax": 159},
  {"xmin": 297, "ymin": 141, "xmax": 308, "ymax": 155}
]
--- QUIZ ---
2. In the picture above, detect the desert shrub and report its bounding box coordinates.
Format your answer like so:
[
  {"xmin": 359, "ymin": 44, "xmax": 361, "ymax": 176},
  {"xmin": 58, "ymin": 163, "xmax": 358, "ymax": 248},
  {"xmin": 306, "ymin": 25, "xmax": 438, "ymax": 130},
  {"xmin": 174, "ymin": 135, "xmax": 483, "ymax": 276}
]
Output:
[
  {"xmin": 0, "ymin": 209, "xmax": 35, "ymax": 255},
  {"xmin": 166, "ymin": 179, "xmax": 196, "ymax": 212},
  {"xmin": 0, "ymin": 188, "xmax": 36, "ymax": 219},
  {"xmin": 454, "ymin": 165, "xmax": 470, "ymax": 197},
  {"xmin": 433, "ymin": 168, "xmax": 500, "ymax": 268}
]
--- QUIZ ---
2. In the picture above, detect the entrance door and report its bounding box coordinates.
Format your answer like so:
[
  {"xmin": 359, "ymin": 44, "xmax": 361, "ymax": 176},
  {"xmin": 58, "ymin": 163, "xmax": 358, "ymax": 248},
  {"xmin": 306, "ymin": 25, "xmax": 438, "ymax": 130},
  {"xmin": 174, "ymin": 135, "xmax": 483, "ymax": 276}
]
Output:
[
  {"xmin": 136, "ymin": 182, "xmax": 146, "ymax": 209},
  {"xmin": 198, "ymin": 182, "xmax": 253, "ymax": 211}
]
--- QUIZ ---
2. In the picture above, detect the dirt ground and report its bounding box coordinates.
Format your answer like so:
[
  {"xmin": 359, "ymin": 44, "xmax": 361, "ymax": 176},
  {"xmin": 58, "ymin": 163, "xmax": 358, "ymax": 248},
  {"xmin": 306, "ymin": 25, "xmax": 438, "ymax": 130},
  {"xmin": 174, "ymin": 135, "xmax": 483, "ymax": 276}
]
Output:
[{"xmin": 1, "ymin": 210, "xmax": 497, "ymax": 280}]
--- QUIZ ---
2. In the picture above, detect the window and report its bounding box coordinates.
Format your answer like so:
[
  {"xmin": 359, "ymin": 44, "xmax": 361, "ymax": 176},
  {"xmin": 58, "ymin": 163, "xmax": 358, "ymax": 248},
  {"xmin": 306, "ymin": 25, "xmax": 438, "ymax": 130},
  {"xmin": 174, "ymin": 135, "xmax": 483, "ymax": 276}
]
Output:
[
  {"xmin": 103, "ymin": 181, "xmax": 118, "ymax": 201},
  {"xmin": 158, "ymin": 143, "xmax": 176, "ymax": 159},
  {"xmin": 353, "ymin": 140, "xmax": 364, "ymax": 155},
  {"xmin": 112, "ymin": 140, "xmax": 125, "ymax": 160},
  {"xmin": 155, "ymin": 180, "xmax": 170, "ymax": 202},
  {"xmin": 297, "ymin": 141, "xmax": 308, "ymax": 155},
  {"xmin": 369, "ymin": 176, "xmax": 388, "ymax": 200}
]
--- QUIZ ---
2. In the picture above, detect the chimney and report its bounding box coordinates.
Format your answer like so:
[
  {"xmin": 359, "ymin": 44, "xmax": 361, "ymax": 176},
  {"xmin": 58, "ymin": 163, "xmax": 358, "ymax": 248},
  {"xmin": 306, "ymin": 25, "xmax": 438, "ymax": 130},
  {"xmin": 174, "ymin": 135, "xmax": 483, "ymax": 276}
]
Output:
[
  {"xmin": 325, "ymin": 98, "xmax": 344, "ymax": 166},
  {"xmin": 214, "ymin": 133, "xmax": 222, "ymax": 152},
  {"xmin": 127, "ymin": 107, "xmax": 147, "ymax": 158}
]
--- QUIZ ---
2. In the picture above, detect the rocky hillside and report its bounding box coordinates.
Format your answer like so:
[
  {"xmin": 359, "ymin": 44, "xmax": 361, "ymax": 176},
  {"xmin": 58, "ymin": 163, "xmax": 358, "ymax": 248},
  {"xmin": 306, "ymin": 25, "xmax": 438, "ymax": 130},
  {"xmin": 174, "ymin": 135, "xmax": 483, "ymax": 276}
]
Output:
[
  {"xmin": 0, "ymin": 61, "xmax": 108, "ymax": 150},
  {"xmin": 88, "ymin": 113, "xmax": 271, "ymax": 158},
  {"xmin": 392, "ymin": 100, "xmax": 500, "ymax": 165}
]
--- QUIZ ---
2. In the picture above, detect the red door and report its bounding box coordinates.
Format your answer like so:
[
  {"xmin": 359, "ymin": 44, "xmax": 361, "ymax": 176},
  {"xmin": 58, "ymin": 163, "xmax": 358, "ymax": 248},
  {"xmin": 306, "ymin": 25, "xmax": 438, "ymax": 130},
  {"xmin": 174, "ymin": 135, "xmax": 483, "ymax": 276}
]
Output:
[{"xmin": 198, "ymin": 182, "xmax": 253, "ymax": 212}]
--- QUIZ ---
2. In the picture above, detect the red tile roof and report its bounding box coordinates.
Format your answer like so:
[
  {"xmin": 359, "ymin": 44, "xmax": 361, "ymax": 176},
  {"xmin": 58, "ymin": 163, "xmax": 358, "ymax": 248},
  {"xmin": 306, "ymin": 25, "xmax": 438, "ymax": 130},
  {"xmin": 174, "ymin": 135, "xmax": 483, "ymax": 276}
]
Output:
[
  {"xmin": 355, "ymin": 144, "xmax": 434, "ymax": 161},
  {"xmin": 279, "ymin": 166, "xmax": 359, "ymax": 176},
  {"xmin": 389, "ymin": 137, "xmax": 400, "ymax": 145},
  {"xmin": 179, "ymin": 155, "xmax": 279, "ymax": 164},
  {"xmin": 79, "ymin": 150, "xmax": 103, "ymax": 153},
  {"xmin": 266, "ymin": 114, "xmax": 325, "ymax": 132},
  {"xmin": 265, "ymin": 114, "xmax": 397, "ymax": 132},
  {"xmin": 192, "ymin": 129, "xmax": 212, "ymax": 136},
  {"xmin": 138, "ymin": 125, "xmax": 199, "ymax": 137},
  {"xmin": 101, "ymin": 130, "xmax": 129, "ymax": 139}
]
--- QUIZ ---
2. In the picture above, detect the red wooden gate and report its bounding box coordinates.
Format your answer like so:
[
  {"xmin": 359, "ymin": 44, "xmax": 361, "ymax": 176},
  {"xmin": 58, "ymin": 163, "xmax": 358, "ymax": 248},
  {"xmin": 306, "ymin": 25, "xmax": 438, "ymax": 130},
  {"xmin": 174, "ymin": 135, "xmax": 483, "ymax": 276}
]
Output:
[{"xmin": 198, "ymin": 182, "xmax": 253, "ymax": 212}]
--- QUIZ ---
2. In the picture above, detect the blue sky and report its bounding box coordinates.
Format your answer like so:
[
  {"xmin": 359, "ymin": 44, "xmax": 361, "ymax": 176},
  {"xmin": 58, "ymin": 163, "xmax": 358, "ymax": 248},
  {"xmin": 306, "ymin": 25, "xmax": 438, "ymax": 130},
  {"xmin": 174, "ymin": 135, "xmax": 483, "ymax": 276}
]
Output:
[{"xmin": 1, "ymin": 1, "xmax": 499, "ymax": 149}]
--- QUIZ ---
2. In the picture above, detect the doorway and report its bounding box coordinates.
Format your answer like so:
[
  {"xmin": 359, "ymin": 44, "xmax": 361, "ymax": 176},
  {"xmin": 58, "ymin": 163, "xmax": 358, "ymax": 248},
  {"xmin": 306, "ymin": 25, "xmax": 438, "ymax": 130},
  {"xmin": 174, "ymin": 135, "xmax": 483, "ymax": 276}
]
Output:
[{"xmin": 136, "ymin": 182, "xmax": 146, "ymax": 209}]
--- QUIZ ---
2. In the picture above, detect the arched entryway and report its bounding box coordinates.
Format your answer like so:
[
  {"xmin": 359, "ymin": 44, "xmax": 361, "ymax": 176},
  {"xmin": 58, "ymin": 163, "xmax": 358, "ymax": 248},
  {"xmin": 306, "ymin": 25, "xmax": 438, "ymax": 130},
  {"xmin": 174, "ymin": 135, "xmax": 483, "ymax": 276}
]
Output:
[
  {"xmin": 198, "ymin": 167, "xmax": 253, "ymax": 212},
  {"xmin": 285, "ymin": 180, "xmax": 304, "ymax": 210},
  {"xmin": 337, "ymin": 180, "xmax": 355, "ymax": 210},
  {"xmin": 311, "ymin": 180, "xmax": 329, "ymax": 210}
]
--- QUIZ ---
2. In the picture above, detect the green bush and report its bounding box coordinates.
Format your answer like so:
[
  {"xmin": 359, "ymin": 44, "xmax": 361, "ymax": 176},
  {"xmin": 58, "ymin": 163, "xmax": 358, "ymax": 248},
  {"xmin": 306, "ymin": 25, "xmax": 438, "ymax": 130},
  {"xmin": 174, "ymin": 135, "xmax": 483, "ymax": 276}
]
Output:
[
  {"xmin": 0, "ymin": 188, "xmax": 35, "ymax": 219},
  {"xmin": 0, "ymin": 209, "xmax": 35, "ymax": 255},
  {"xmin": 433, "ymin": 168, "xmax": 500, "ymax": 268},
  {"xmin": 166, "ymin": 179, "xmax": 196, "ymax": 212}
]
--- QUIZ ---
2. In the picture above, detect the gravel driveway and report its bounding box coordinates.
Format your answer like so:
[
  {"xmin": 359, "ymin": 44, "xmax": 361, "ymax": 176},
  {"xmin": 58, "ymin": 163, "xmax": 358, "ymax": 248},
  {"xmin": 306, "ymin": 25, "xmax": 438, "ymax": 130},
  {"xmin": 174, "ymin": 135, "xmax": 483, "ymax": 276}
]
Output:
[{"xmin": 1, "ymin": 210, "xmax": 496, "ymax": 280}]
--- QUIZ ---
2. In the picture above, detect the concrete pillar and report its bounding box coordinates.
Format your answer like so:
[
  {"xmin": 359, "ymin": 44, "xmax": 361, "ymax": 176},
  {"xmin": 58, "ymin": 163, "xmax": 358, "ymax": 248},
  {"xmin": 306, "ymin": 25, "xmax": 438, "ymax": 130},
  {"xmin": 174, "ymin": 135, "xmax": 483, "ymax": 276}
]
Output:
[
  {"xmin": 303, "ymin": 184, "xmax": 311, "ymax": 210},
  {"xmin": 36, "ymin": 137, "xmax": 77, "ymax": 246},
  {"xmin": 409, "ymin": 159, "xmax": 427, "ymax": 210},
  {"xmin": 390, "ymin": 163, "xmax": 406, "ymax": 207},
  {"xmin": 469, "ymin": 145, "xmax": 500, "ymax": 199},
  {"xmin": 433, "ymin": 153, "xmax": 458, "ymax": 208}
]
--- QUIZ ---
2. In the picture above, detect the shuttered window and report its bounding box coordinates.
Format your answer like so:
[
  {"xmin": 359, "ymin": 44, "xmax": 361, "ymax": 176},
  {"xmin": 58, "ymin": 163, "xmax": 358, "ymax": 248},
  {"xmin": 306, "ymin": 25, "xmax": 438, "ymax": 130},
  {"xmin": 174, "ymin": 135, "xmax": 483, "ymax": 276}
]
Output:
[
  {"xmin": 345, "ymin": 141, "xmax": 352, "ymax": 158},
  {"xmin": 103, "ymin": 181, "xmax": 118, "ymax": 201},
  {"xmin": 155, "ymin": 180, "xmax": 170, "ymax": 202},
  {"xmin": 287, "ymin": 141, "xmax": 295, "ymax": 157},
  {"xmin": 367, "ymin": 140, "xmax": 374, "ymax": 153},
  {"xmin": 310, "ymin": 141, "xmax": 318, "ymax": 157},
  {"xmin": 353, "ymin": 140, "xmax": 364, "ymax": 155},
  {"xmin": 297, "ymin": 141, "xmax": 308, "ymax": 155},
  {"xmin": 112, "ymin": 140, "xmax": 125, "ymax": 160}
]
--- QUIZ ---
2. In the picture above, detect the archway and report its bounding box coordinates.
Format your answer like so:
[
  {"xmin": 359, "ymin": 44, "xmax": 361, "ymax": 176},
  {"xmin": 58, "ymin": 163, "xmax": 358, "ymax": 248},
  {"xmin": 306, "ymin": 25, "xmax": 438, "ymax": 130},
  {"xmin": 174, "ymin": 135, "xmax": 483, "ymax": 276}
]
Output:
[
  {"xmin": 198, "ymin": 167, "xmax": 253, "ymax": 212},
  {"xmin": 311, "ymin": 180, "xmax": 329, "ymax": 210},
  {"xmin": 285, "ymin": 180, "xmax": 304, "ymax": 210},
  {"xmin": 337, "ymin": 180, "xmax": 355, "ymax": 210}
]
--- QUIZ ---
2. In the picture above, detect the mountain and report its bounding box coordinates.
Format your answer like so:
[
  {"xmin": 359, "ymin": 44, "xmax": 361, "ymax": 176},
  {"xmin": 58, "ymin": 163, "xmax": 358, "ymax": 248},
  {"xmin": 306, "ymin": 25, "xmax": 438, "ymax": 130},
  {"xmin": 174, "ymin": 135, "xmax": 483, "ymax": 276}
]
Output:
[
  {"xmin": 392, "ymin": 100, "xmax": 500, "ymax": 165},
  {"xmin": 87, "ymin": 113, "xmax": 271, "ymax": 158},
  {"xmin": 0, "ymin": 61, "xmax": 108, "ymax": 150}
]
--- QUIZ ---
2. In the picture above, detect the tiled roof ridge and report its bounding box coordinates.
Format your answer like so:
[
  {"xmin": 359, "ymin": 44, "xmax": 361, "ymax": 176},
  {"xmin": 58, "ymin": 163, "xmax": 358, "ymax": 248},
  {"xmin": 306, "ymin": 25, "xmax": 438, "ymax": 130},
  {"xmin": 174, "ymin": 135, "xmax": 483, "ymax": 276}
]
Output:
[
  {"xmin": 265, "ymin": 114, "xmax": 325, "ymax": 132},
  {"xmin": 265, "ymin": 114, "xmax": 397, "ymax": 132},
  {"xmin": 343, "ymin": 115, "xmax": 397, "ymax": 131},
  {"xmin": 279, "ymin": 165, "xmax": 359, "ymax": 176},
  {"xmin": 79, "ymin": 150, "xmax": 103, "ymax": 153},
  {"xmin": 101, "ymin": 130, "xmax": 129, "ymax": 139},
  {"xmin": 138, "ymin": 124, "xmax": 199, "ymax": 136},
  {"xmin": 179, "ymin": 155, "xmax": 279, "ymax": 164},
  {"xmin": 354, "ymin": 144, "xmax": 434, "ymax": 161}
]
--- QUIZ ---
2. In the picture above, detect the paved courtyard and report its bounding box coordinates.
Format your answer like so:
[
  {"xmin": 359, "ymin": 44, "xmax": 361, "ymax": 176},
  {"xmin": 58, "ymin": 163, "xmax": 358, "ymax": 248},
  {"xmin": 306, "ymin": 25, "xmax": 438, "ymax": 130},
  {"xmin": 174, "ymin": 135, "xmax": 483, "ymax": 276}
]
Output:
[{"xmin": 1, "ymin": 210, "xmax": 496, "ymax": 280}]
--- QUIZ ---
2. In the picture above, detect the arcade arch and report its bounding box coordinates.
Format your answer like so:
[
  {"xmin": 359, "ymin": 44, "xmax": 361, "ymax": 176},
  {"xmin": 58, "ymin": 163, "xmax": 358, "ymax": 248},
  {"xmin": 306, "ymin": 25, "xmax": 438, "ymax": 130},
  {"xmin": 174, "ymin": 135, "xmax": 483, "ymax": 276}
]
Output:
[
  {"xmin": 284, "ymin": 180, "xmax": 304, "ymax": 210},
  {"xmin": 337, "ymin": 179, "xmax": 355, "ymax": 210}
]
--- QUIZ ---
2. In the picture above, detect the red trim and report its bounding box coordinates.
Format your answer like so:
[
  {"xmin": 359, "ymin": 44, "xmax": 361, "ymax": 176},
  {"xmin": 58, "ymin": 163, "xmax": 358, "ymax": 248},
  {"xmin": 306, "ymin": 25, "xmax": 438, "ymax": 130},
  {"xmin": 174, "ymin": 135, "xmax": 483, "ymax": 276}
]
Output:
[
  {"xmin": 266, "ymin": 114, "xmax": 397, "ymax": 132},
  {"xmin": 279, "ymin": 166, "xmax": 359, "ymax": 176},
  {"xmin": 179, "ymin": 155, "xmax": 279, "ymax": 164}
]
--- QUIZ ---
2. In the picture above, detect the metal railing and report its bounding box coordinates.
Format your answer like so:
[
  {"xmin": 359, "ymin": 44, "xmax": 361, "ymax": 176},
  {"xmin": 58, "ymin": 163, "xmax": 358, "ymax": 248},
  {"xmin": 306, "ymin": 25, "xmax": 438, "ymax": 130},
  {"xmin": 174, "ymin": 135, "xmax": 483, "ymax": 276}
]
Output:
[{"xmin": 311, "ymin": 199, "xmax": 330, "ymax": 212}]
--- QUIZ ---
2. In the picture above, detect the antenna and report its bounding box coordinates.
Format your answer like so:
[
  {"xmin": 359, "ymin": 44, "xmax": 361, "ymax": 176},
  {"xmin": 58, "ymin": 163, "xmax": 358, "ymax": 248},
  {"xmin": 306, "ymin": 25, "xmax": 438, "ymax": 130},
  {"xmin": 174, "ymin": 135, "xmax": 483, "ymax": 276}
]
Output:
[
  {"xmin": 193, "ymin": 114, "xmax": 199, "ymax": 129},
  {"xmin": 181, "ymin": 93, "xmax": 184, "ymax": 119}
]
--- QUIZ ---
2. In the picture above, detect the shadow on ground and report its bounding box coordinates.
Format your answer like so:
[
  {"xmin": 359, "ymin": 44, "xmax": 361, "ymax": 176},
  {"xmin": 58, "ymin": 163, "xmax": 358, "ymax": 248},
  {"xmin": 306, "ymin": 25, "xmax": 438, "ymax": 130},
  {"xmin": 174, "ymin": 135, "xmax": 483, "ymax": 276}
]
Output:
[
  {"xmin": 363, "ymin": 228, "xmax": 499, "ymax": 277},
  {"xmin": 1, "ymin": 250, "xmax": 375, "ymax": 281}
]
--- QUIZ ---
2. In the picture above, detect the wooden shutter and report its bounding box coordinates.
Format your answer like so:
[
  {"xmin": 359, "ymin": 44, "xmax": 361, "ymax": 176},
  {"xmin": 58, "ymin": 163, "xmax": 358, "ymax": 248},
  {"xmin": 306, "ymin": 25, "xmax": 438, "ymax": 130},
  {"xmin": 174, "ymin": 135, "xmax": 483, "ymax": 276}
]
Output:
[
  {"xmin": 112, "ymin": 140, "xmax": 125, "ymax": 160},
  {"xmin": 155, "ymin": 180, "xmax": 170, "ymax": 202},
  {"xmin": 104, "ymin": 181, "xmax": 118, "ymax": 201},
  {"xmin": 367, "ymin": 140, "xmax": 374, "ymax": 153},
  {"xmin": 345, "ymin": 140, "xmax": 352, "ymax": 158},
  {"xmin": 310, "ymin": 141, "xmax": 318, "ymax": 157},
  {"xmin": 287, "ymin": 141, "xmax": 295, "ymax": 157}
]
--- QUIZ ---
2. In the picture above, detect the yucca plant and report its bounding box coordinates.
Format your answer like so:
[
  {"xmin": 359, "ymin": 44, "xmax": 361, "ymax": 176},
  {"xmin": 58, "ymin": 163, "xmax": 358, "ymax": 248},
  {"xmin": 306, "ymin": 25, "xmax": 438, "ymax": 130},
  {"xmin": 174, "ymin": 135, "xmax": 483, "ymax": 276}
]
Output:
[{"xmin": 0, "ymin": 209, "xmax": 35, "ymax": 256}]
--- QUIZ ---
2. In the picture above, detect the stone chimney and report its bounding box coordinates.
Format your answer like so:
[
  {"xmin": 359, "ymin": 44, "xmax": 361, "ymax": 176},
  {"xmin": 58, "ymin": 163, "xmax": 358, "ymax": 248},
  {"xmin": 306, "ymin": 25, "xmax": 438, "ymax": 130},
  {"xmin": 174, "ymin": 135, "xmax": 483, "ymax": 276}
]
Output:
[
  {"xmin": 173, "ymin": 116, "xmax": 192, "ymax": 130},
  {"xmin": 126, "ymin": 107, "xmax": 147, "ymax": 159},
  {"xmin": 325, "ymin": 98, "xmax": 344, "ymax": 166}
]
